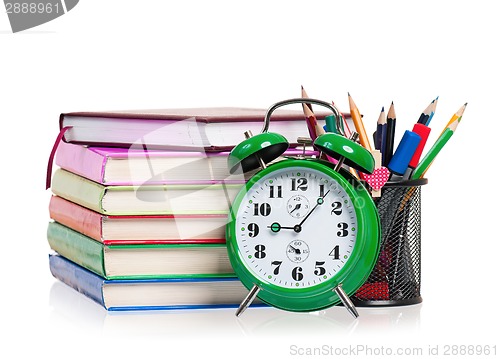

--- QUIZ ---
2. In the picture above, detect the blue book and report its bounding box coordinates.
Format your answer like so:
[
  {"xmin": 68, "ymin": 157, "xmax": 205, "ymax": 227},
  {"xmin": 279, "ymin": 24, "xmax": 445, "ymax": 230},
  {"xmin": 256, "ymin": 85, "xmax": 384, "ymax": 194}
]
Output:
[{"xmin": 49, "ymin": 254, "xmax": 266, "ymax": 311}]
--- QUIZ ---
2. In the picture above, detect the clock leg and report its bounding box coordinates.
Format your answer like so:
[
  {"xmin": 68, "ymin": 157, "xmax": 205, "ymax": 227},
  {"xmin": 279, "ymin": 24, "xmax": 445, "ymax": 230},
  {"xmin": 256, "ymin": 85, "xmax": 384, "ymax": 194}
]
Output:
[
  {"xmin": 334, "ymin": 284, "xmax": 359, "ymax": 318},
  {"xmin": 235, "ymin": 284, "xmax": 261, "ymax": 317}
]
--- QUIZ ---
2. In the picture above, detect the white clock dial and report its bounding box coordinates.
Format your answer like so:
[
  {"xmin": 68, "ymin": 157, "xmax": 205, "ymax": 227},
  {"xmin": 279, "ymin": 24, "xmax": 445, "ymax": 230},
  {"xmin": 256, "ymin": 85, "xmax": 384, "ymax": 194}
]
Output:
[
  {"xmin": 235, "ymin": 166, "xmax": 358, "ymax": 289},
  {"xmin": 287, "ymin": 195, "xmax": 310, "ymax": 218},
  {"xmin": 286, "ymin": 239, "xmax": 310, "ymax": 263}
]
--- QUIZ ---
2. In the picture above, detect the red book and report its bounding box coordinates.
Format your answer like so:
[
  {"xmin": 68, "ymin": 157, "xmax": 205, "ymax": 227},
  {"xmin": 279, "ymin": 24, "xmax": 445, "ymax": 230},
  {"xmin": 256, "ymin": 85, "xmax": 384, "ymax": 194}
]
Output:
[{"xmin": 49, "ymin": 196, "xmax": 227, "ymax": 245}]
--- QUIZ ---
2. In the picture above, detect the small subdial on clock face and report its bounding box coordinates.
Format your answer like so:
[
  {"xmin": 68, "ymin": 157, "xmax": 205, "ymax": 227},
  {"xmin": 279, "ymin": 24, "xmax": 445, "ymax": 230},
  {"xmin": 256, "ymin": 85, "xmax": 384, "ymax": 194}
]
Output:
[
  {"xmin": 286, "ymin": 239, "xmax": 310, "ymax": 263},
  {"xmin": 287, "ymin": 195, "xmax": 310, "ymax": 218}
]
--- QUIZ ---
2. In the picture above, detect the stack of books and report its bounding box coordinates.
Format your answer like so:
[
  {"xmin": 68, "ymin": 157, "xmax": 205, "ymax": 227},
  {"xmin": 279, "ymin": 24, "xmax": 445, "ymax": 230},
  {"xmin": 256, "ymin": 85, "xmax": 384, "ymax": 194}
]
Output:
[{"xmin": 47, "ymin": 107, "xmax": 323, "ymax": 311}]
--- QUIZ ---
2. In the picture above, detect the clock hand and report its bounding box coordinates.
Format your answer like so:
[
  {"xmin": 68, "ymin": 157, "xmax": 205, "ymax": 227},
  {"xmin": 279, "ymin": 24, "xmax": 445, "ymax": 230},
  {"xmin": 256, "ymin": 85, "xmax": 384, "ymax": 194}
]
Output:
[
  {"xmin": 268, "ymin": 191, "xmax": 329, "ymax": 234},
  {"xmin": 296, "ymin": 190, "xmax": 331, "ymax": 229},
  {"xmin": 289, "ymin": 245, "xmax": 301, "ymax": 254},
  {"xmin": 268, "ymin": 222, "xmax": 296, "ymax": 233},
  {"xmin": 268, "ymin": 222, "xmax": 302, "ymax": 233},
  {"xmin": 289, "ymin": 203, "xmax": 301, "ymax": 214}
]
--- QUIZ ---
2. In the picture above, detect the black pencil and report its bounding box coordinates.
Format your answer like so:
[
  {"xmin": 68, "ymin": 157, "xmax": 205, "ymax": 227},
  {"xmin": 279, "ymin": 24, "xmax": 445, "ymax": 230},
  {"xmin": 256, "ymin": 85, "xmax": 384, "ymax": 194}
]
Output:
[
  {"xmin": 383, "ymin": 101, "xmax": 396, "ymax": 167},
  {"xmin": 375, "ymin": 106, "xmax": 386, "ymax": 151}
]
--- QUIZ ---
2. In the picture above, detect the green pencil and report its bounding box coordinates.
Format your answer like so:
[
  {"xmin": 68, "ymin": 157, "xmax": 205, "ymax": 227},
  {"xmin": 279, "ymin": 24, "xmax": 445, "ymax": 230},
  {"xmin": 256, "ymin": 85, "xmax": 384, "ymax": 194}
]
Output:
[{"xmin": 411, "ymin": 117, "xmax": 460, "ymax": 180}]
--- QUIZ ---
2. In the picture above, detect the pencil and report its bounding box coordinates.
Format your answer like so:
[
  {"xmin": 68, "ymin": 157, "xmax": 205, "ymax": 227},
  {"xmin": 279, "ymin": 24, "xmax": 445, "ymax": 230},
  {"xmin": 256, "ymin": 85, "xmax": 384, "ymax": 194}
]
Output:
[
  {"xmin": 439, "ymin": 102, "xmax": 467, "ymax": 136},
  {"xmin": 426, "ymin": 96, "xmax": 439, "ymax": 125},
  {"xmin": 301, "ymin": 85, "xmax": 313, "ymax": 112},
  {"xmin": 408, "ymin": 98, "xmax": 436, "ymax": 171},
  {"xmin": 331, "ymin": 103, "xmax": 358, "ymax": 179},
  {"xmin": 375, "ymin": 106, "xmax": 386, "ymax": 151},
  {"xmin": 302, "ymin": 98, "xmax": 325, "ymax": 141},
  {"xmin": 411, "ymin": 115, "xmax": 462, "ymax": 180},
  {"xmin": 417, "ymin": 97, "xmax": 438, "ymax": 125},
  {"xmin": 400, "ymin": 101, "xmax": 466, "ymax": 210},
  {"xmin": 348, "ymin": 93, "xmax": 372, "ymax": 150},
  {"xmin": 383, "ymin": 101, "xmax": 396, "ymax": 167}
]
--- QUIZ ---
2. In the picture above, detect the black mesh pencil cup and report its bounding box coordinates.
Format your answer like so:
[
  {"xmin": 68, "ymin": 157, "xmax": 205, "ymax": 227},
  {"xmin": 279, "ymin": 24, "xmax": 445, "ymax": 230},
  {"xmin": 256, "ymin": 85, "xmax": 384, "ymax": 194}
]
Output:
[{"xmin": 352, "ymin": 178, "xmax": 427, "ymax": 306}]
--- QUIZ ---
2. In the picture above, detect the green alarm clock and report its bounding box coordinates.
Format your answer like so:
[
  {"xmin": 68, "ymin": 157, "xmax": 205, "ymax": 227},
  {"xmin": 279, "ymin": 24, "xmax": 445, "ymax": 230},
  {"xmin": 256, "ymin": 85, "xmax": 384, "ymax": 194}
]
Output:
[{"xmin": 226, "ymin": 99, "xmax": 381, "ymax": 318}]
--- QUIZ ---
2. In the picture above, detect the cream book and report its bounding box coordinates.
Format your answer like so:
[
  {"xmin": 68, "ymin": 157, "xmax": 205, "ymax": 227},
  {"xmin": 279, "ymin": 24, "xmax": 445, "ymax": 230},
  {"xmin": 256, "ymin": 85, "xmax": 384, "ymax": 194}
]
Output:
[{"xmin": 51, "ymin": 169, "xmax": 242, "ymax": 215}]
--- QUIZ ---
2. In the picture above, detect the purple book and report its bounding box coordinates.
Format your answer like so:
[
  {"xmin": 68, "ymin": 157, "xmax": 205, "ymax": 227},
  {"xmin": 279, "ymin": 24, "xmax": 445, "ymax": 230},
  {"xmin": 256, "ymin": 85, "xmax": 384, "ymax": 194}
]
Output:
[{"xmin": 58, "ymin": 107, "xmax": 344, "ymax": 151}]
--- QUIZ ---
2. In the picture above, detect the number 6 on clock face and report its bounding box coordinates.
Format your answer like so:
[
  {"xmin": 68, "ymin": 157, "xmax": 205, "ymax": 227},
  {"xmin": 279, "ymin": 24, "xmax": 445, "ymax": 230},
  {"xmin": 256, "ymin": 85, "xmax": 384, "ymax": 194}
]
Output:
[{"xmin": 226, "ymin": 159, "xmax": 380, "ymax": 313}]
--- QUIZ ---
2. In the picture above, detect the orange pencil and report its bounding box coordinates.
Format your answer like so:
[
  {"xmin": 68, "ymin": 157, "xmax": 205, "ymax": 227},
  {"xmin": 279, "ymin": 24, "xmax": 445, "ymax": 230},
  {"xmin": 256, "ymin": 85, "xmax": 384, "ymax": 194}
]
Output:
[{"xmin": 348, "ymin": 93, "xmax": 372, "ymax": 150}]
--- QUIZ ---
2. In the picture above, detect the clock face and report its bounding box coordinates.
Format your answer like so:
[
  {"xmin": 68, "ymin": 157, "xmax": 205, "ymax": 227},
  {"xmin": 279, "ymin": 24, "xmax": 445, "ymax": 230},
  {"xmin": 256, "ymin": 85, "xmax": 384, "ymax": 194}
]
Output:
[{"xmin": 233, "ymin": 165, "xmax": 358, "ymax": 289}]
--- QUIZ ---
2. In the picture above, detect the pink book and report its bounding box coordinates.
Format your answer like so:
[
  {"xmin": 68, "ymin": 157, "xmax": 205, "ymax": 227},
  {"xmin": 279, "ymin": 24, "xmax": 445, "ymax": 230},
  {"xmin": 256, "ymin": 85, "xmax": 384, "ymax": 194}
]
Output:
[{"xmin": 55, "ymin": 141, "xmax": 315, "ymax": 185}]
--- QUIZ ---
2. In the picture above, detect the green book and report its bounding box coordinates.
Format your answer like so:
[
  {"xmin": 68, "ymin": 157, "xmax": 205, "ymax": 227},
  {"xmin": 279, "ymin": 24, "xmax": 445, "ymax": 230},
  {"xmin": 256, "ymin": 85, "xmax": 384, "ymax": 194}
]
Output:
[{"xmin": 47, "ymin": 222, "xmax": 235, "ymax": 280}]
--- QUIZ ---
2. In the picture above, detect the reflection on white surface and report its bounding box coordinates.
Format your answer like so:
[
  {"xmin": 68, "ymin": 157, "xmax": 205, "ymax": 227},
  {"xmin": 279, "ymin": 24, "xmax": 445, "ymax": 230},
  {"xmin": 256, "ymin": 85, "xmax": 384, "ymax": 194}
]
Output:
[{"xmin": 49, "ymin": 281, "xmax": 421, "ymax": 338}]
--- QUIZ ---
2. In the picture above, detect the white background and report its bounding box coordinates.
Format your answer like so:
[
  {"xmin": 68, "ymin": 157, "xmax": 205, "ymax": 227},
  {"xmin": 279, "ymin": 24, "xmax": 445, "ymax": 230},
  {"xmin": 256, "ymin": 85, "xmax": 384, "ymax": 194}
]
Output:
[{"xmin": 1, "ymin": 1, "xmax": 499, "ymax": 358}]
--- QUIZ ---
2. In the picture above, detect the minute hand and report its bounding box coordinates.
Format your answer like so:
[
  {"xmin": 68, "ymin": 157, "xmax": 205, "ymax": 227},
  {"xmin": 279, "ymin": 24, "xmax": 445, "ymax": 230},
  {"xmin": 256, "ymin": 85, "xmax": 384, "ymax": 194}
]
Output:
[{"xmin": 297, "ymin": 190, "xmax": 330, "ymax": 228}]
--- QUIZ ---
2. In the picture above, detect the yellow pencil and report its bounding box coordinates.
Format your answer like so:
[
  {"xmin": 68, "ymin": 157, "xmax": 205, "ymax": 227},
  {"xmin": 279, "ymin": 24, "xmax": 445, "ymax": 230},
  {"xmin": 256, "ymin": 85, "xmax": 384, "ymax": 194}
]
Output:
[
  {"xmin": 348, "ymin": 93, "xmax": 372, "ymax": 151},
  {"xmin": 439, "ymin": 102, "xmax": 467, "ymax": 136}
]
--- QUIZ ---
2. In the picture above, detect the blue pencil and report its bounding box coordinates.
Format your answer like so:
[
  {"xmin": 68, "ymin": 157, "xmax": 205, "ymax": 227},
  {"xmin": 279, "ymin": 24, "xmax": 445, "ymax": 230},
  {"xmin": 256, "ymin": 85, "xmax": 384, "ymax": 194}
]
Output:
[
  {"xmin": 417, "ymin": 96, "xmax": 439, "ymax": 125},
  {"xmin": 425, "ymin": 96, "xmax": 439, "ymax": 125}
]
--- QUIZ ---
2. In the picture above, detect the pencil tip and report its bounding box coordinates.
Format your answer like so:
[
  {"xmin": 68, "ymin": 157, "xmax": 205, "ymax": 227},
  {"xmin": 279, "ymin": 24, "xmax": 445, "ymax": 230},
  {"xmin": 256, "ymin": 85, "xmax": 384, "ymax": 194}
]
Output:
[
  {"xmin": 348, "ymin": 92, "xmax": 351, "ymax": 96},
  {"xmin": 391, "ymin": 101, "xmax": 394, "ymax": 105},
  {"xmin": 464, "ymin": 102, "xmax": 468, "ymax": 106},
  {"xmin": 301, "ymin": 85, "xmax": 304, "ymax": 90},
  {"xmin": 381, "ymin": 106, "xmax": 384, "ymax": 111}
]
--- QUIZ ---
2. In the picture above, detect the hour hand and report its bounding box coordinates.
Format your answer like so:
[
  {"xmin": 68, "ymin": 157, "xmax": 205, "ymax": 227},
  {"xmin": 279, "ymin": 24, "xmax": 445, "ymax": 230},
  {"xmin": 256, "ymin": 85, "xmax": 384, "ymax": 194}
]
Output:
[{"xmin": 268, "ymin": 222, "xmax": 296, "ymax": 233}]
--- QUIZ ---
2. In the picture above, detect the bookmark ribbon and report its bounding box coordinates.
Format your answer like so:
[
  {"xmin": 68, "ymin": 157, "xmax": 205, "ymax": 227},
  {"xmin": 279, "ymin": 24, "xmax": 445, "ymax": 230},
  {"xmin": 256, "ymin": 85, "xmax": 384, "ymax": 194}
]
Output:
[{"xmin": 46, "ymin": 126, "xmax": 72, "ymax": 190}]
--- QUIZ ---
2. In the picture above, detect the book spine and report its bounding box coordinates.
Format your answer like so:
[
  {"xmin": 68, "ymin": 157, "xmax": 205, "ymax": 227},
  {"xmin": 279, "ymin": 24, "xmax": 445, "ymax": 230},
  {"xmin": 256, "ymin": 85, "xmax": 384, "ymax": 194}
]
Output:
[
  {"xmin": 49, "ymin": 254, "xmax": 107, "ymax": 309},
  {"xmin": 51, "ymin": 169, "xmax": 106, "ymax": 213},
  {"xmin": 55, "ymin": 142, "xmax": 107, "ymax": 183},
  {"xmin": 47, "ymin": 222, "xmax": 107, "ymax": 277},
  {"xmin": 49, "ymin": 196, "xmax": 103, "ymax": 242}
]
